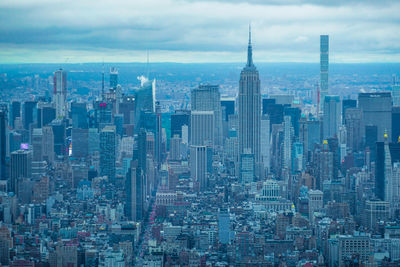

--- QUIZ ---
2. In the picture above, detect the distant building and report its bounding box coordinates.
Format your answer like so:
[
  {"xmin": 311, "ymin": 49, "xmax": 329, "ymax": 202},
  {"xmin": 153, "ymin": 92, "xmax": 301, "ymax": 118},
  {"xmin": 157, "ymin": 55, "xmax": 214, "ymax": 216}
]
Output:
[
  {"xmin": 358, "ymin": 92, "xmax": 392, "ymax": 142},
  {"xmin": 100, "ymin": 126, "xmax": 116, "ymax": 182},
  {"xmin": 320, "ymin": 35, "xmax": 329, "ymax": 112},
  {"xmin": 53, "ymin": 69, "xmax": 67, "ymax": 118},
  {"xmin": 323, "ymin": 95, "xmax": 341, "ymax": 139}
]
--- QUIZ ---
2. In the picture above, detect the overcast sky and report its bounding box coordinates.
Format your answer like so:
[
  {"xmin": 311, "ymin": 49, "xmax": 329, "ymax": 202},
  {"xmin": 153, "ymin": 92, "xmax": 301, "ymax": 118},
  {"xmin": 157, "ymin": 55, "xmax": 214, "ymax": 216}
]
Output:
[{"xmin": 0, "ymin": 0, "xmax": 399, "ymax": 63}]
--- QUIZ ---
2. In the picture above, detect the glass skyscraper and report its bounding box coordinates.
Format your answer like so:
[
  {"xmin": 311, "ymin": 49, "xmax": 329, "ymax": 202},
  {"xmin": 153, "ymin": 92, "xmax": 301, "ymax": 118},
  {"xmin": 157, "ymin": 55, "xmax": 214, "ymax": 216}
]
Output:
[{"xmin": 320, "ymin": 35, "xmax": 329, "ymax": 112}]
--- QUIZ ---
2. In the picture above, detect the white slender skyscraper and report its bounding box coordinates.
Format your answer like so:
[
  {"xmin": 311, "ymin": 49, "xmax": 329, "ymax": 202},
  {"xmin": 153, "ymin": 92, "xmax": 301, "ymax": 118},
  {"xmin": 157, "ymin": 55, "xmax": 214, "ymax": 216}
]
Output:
[{"xmin": 239, "ymin": 26, "xmax": 261, "ymax": 166}]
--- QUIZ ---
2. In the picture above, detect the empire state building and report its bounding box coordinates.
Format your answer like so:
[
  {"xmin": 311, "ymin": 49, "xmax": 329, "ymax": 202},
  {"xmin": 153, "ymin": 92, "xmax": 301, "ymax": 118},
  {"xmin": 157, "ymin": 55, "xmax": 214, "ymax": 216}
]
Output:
[{"xmin": 239, "ymin": 27, "xmax": 261, "ymax": 166}]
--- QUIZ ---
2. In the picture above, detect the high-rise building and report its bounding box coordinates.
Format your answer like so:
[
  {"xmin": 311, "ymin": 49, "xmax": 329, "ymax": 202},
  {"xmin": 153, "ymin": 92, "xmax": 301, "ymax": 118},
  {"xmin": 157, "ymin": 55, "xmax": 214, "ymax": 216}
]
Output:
[
  {"xmin": 240, "ymin": 148, "xmax": 255, "ymax": 184},
  {"xmin": 0, "ymin": 109, "xmax": 7, "ymax": 179},
  {"xmin": 392, "ymin": 107, "xmax": 400, "ymax": 143},
  {"xmin": 345, "ymin": 108, "xmax": 362, "ymax": 152},
  {"xmin": 126, "ymin": 160, "xmax": 144, "ymax": 221},
  {"xmin": 10, "ymin": 101, "xmax": 21, "ymax": 128},
  {"xmin": 323, "ymin": 95, "xmax": 341, "ymax": 139},
  {"xmin": 71, "ymin": 102, "xmax": 88, "ymax": 129},
  {"xmin": 110, "ymin": 67, "xmax": 118, "ymax": 89},
  {"xmin": 239, "ymin": 27, "xmax": 261, "ymax": 167},
  {"xmin": 342, "ymin": 99, "xmax": 357, "ymax": 123},
  {"xmin": 134, "ymin": 77, "xmax": 155, "ymax": 133},
  {"xmin": 31, "ymin": 128, "xmax": 43, "ymax": 162},
  {"xmin": 100, "ymin": 126, "xmax": 116, "ymax": 182},
  {"xmin": 191, "ymin": 84, "xmax": 223, "ymax": 146},
  {"xmin": 53, "ymin": 69, "xmax": 67, "ymax": 118},
  {"xmin": 42, "ymin": 126, "xmax": 54, "ymax": 164},
  {"xmin": 376, "ymin": 141, "xmax": 400, "ymax": 201},
  {"xmin": 10, "ymin": 149, "xmax": 32, "ymax": 194},
  {"xmin": 283, "ymin": 116, "xmax": 292, "ymax": 169},
  {"xmin": 23, "ymin": 101, "xmax": 37, "ymax": 130},
  {"xmin": 320, "ymin": 35, "xmax": 329, "ymax": 112},
  {"xmin": 37, "ymin": 104, "xmax": 56, "ymax": 128},
  {"xmin": 260, "ymin": 115, "xmax": 270, "ymax": 175},
  {"xmin": 190, "ymin": 145, "xmax": 208, "ymax": 191},
  {"xmin": 218, "ymin": 208, "xmax": 231, "ymax": 244},
  {"xmin": 190, "ymin": 111, "xmax": 214, "ymax": 146},
  {"xmin": 72, "ymin": 128, "xmax": 88, "ymax": 158},
  {"xmin": 359, "ymin": 92, "xmax": 392, "ymax": 142},
  {"xmin": 171, "ymin": 110, "xmax": 190, "ymax": 138}
]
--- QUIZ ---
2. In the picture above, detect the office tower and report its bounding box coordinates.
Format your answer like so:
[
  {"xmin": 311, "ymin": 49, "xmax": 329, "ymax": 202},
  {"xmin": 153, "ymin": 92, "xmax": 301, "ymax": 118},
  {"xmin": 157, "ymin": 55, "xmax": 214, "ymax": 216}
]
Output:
[
  {"xmin": 37, "ymin": 104, "xmax": 56, "ymax": 128},
  {"xmin": 358, "ymin": 92, "xmax": 392, "ymax": 142},
  {"xmin": 100, "ymin": 126, "xmax": 116, "ymax": 182},
  {"xmin": 72, "ymin": 128, "xmax": 88, "ymax": 158},
  {"xmin": 292, "ymin": 142, "xmax": 303, "ymax": 172},
  {"xmin": 134, "ymin": 77, "xmax": 155, "ymax": 133},
  {"xmin": 218, "ymin": 208, "xmax": 231, "ymax": 244},
  {"xmin": 316, "ymin": 141, "xmax": 333, "ymax": 190},
  {"xmin": 49, "ymin": 118, "xmax": 66, "ymax": 157},
  {"xmin": 32, "ymin": 128, "xmax": 43, "ymax": 161},
  {"xmin": 190, "ymin": 145, "xmax": 208, "ymax": 191},
  {"xmin": 94, "ymin": 100, "xmax": 113, "ymax": 130},
  {"xmin": 375, "ymin": 141, "xmax": 400, "ymax": 201},
  {"xmin": 300, "ymin": 119, "xmax": 321, "ymax": 154},
  {"xmin": 320, "ymin": 35, "xmax": 329, "ymax": 112},
  {"xmin": 10, "ymin": 149, "xmax": 32, "ymax": 193},
  {"xmin": 169, "ymin": 134, "xmax": 182, "ymax": 161},
  {"xmin": 155, "ymin": 101, "xmax": 162, "ymax": 166},
  {"xmin": 393, "ymin": 81, "xmax": 400, "ymax": 106},
  {"xmin": 260, "ymin": 116, "xmax": 270, "ymax": 175},
  {"xmin": 262, "ymin": 99, "xmax": 284, "ymax": 128},
  {"xmin": 308, "ymin": 189, "xmax": 323, "ymax": 220},
  {"xmin": 283, "ymin": 116, "xmax": 292, "ymax": 169},
  {"xmin": 342, "ymin": 99, "xmax": 357, "ymax": 123},
  {"xmin": 114, "ymin": 114, "xmax": 124, "ymax": 137},
  {"xmin": 345, "ymin": 108, "xmax": 362, "ymax": 152},
  {"xmin": 11, "ymin": 101, "xmax": 21, "ymax": 128},
  {"xmin": 0, "ymin": 109, "xmax": 6, "ymax": 179},
  {"xmin": 71, "ymin": 102, "xmax": 88, "ymax": 129},
  {"xmin": 42, "ymin": 126, "xmax": 54, "ymax": 163},
  {"xmin": 110, "ymin": 67, "xmax": 118, "ymax": 89},
  {"xmin": 119, "ymin": 95, "xmax": 135, "ymax": 124},
  {"xmin": 53, "ymin": 69, "xmax": 67, "ymax": 118},
  {"xmin": 240, "ymin": 148, "xmax": 255, "ymax": 184},
  {"xmin": 125, "ymin": 165, "xmax": 144, "ymax": 222},
  {"xmin": 191, "ymin": 84, "xmax": 223, "ymax": 146},
  {"xmin": 88, "ymin": 128, "xmax": 100, "ymax": 155},
  {"xmin": 190, "ymin": 111, "xmax": 214, "ymax": 146},
  {"xmin": 392, "ymin": 107, "xmax": 400, "ymax": 143},
  {"xmin": 23, "ymin": 101, "xmax": 37, "ymax": 130},
  {"xmin": 323, "ymin": 95, "xmax": 341, "ymax": 139},
  {"xmin": 171, "ymin": 110, "xmax": 190, "ymax": 138},
  {"xmin": 221, "ymin": 98, "xmax": 235, "ymax": 122},
  {"xmin": 284, "ymin": 106, "xmax": 301, "ymax": 138},
  {"xmin": 239, "ymin": 27, "xmax": 261, "ymax": 165},
  {"xmin": 383, "ymin": 135, "xmax": 394, "ymax": 211}
]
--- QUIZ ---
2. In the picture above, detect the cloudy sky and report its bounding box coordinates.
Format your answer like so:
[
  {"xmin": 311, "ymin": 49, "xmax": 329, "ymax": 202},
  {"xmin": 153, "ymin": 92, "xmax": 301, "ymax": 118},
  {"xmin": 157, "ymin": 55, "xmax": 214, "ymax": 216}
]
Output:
[{"xmin": 0, "ymin": 0, "xmax": 399, "ymax": 63}]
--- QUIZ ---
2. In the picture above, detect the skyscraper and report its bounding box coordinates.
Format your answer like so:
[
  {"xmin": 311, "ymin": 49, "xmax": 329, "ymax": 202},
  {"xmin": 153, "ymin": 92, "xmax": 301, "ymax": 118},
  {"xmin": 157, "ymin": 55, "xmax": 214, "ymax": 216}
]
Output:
[
  {"xmin": 323, "ymin": 95, "xmax": 341, "ymax": 139},
  {"xmin": 239, "ymin": 26, "xmax": 261, "ymax": 168},
  {"xmin": 190, "ymin": 111, "xmax": 214, "ymax": 146},
  {"xmin": 10, "ymin": 149, "xmax": 32, "ymax": 194},
  {"xmin": 109, "ymin": 67, "xmax": 118, "ymax": 89},
  {"xmin": 126, "ymin": 160, "xmax": 144, "ymax": 221},
  {"xmin": 171, "ymin": 110, "xmax": 190, "ymax": 138},
  {"xmin": 10, "ymin": 101, "xmax": 20, "ymax": 128},
  {"xmin": 134, "ymin": 76, "xmax": 155, "ymax": 133},
  {"xmin": 100, "ymin": 126, "xmax": 116, "ymax": 182},
  {"xmin": 53, "ymin": 69, "xmax": 67, "ymax": 118},
  {"xmin": 0, "ymin": 109, "xmax": 7, "ymax": 179},
  {"xmin": 359, "ymin": 92, "xmax": 392, "ymax": 142},
  {"xmin": 23, "ymin": 101, "xmax": 37, "ymax": 130},
  {"xmin": 320, "ymin": 35, "xmax": 329, "ymax": 112},
  {"xmin": 191, "ymin": 84, "xmax": 223, "ymax": 146},
  {"xmin": 190, "ymin": 145, "xmax": 208, "ymax": 191}
]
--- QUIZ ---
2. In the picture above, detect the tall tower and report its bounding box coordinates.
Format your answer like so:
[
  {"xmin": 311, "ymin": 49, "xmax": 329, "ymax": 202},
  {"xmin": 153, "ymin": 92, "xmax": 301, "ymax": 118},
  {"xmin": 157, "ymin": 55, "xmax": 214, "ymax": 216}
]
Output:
[
  {"xmin": 239, "ymin": 26, "xmax": 261, "ymax": 167},
  {"xmin": 320, "ymin": 35, "xmax": 329, "ymax": 113},
  {"xmin": 54, "ymin": 69, "xmax": 67, "ymax": 118}
]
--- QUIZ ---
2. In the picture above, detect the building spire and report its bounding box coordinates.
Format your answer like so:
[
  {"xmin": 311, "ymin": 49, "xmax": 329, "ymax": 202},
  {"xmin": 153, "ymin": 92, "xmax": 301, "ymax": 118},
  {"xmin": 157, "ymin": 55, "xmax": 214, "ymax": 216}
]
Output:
[{"xmin": 247, "ymin": 24, "xmax": 253, "ymax": 67}]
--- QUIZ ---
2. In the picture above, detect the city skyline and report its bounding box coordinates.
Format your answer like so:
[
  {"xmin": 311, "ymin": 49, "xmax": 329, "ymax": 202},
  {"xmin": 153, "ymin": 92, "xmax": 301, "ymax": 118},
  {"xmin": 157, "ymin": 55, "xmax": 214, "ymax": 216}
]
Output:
[{"xmin": 0, "ymin": 0, "xmax": 400, "ymax": 63}]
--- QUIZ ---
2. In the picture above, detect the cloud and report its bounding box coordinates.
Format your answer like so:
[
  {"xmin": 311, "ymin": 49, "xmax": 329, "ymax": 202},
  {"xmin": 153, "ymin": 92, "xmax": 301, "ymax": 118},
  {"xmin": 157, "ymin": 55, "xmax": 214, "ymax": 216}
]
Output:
[{"xmin": 0, "ymin": 0, "xmax": 399, "ymax": 63}]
